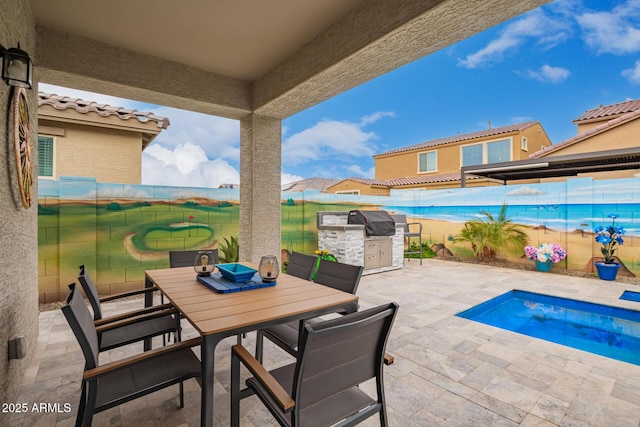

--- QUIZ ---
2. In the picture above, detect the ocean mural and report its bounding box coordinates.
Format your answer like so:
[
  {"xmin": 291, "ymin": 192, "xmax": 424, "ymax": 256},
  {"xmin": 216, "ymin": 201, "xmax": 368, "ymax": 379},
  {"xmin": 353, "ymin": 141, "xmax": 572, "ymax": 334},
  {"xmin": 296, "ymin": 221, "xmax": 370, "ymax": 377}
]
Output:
[{"xmin": 38, "ymin": 176, "xmax": 639, "ymax": 302}]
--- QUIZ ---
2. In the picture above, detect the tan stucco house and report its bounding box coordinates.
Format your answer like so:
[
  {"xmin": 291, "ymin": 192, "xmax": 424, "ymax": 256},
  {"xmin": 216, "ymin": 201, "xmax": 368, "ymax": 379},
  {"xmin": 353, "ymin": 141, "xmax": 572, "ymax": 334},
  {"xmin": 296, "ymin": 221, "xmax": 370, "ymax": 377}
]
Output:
[
  {"xmin": 530, "ymin": 99, "xmax": 640, "ymax": 180},
  {"xmin": 37, "ymin": 93, "xmax": 169, "ymax": 184},
  {"xmin": 329, "ymin": 121, "xmax": 552, "ymax": 194}
]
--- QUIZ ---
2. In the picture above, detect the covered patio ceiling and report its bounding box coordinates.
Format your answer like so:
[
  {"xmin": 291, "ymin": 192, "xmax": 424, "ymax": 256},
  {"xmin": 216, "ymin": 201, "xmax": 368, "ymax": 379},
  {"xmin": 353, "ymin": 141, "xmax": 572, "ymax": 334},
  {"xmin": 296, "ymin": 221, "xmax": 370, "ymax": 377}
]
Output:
[
  {"xmin": 29, "ymin": 0, "xmax": 550, "ymax": 120},
  {"xmin": 460, "ymin": 148, "xmax": 640, "ymax": 187}
]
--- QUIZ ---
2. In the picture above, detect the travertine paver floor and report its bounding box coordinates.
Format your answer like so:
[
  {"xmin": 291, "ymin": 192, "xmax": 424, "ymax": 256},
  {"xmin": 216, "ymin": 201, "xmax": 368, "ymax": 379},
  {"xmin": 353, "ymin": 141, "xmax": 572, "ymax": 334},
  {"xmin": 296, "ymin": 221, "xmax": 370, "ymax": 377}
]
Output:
[{"xmin": 6, "ymin": 259, "xmax": 640, "ymax": 426}]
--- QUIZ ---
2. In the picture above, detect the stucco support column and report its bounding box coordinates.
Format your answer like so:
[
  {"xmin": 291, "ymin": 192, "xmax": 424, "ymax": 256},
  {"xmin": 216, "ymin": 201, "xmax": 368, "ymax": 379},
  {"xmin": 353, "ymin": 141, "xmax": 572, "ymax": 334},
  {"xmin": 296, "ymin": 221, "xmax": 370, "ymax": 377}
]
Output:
[{"xmin": 239, "ymin": 114, "xmax": 282, "ymax": 264}]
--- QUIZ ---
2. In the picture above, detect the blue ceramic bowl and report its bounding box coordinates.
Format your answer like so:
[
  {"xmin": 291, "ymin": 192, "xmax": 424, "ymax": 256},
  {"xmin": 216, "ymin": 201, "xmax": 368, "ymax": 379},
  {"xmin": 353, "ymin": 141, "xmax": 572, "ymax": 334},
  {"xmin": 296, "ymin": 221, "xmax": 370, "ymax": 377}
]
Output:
[{"xmin": 217, "ymin": 263, "xmax": 257, "ymax": 282}]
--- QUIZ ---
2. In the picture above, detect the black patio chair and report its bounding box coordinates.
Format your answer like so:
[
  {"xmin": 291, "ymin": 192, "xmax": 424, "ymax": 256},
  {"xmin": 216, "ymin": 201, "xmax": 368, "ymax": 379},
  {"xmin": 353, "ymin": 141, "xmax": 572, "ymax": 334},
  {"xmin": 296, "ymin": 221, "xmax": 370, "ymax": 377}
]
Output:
[
  {"xmin": 231, "ymin": 302, "xmax": 399, "ymax": 427},
  {"xmin": 62, "ymin": 283, "xmax": 202, "ymax": 427},
  {"xmin": 254, "ymin": 259, "xmax": 363, "ymax": 362},
  {"xmin": 169, "ymin": 249, "xmax": 219, "ymax": 268},
  {"xmin": 313, "ymin": 257, "xmax": 364, "ymax": 295},
  {"xmin": 78, "ymin": 265, "xmax": 179, "ymax": 351},
  {"xmin": 285, "ymin": 251, "xmax": 316, "ymax": 280}
]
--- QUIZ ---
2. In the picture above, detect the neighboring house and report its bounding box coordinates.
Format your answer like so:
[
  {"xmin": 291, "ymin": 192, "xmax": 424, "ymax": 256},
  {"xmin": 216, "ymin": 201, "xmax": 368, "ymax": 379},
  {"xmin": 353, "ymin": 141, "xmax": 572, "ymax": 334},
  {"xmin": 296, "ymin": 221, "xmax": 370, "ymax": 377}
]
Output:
[
  {"xmin": 37, "ymin": 93, "xmax": 170, "ymax": 184},
  {"xmin": 536, "ymin": 98, "xmax": 640, "ymax": 156},
  {"xmin": 282, "ymin": 178, "xmax": 342, "ymax": 192},
  {"xmin": 329, "ymin": 121, "xmax": 551, "ymax": 194},
  {"xmin": 530, "ymin": 99, "xmax": 640, "ymax": 180}
]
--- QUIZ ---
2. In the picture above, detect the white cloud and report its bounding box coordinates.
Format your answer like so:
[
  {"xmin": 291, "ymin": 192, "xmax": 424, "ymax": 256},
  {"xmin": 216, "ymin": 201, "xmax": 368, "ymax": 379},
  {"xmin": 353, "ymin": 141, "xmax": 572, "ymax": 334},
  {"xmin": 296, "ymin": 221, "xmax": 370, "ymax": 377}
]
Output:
[
  {"xmin": 145, "ymin": 142, "xmax": 206, "ymax": 175},
  {"xmin": 360, "ymin": 112, "xmax": 396, "ymax": 126},
  {"xmin": 281, "ymin": 173, "xmax": 304, "ymax": 185},
  {"xmin": 506, "ymin": 186, "xmax": 544, "ymax": 196},
  {"xmin": 458, "ymin": 9, "xmax": 570, "ymax": 68},
  {"xmin": 142, "ymin": 143, "xmax": 239, "ymax": 188},
  {"xmin": 346, "ymin": 164, "xmax": 375, "ymax": 178},
  {"xmin": 518, "ymin": 64, "xmax": 571, "ymax": 83},
  {"xmin": 147, "ymin": 106, "xmax": 239, "ymax": 161},
  {"xmin": 577, "ymin": 1, "xmax": 640, "ymax": 55},
  {"xmin": 622, "ymin": 60, "xmax": 640, "ymax": 83},
  {"xmin": 282, "ymin": 112, "xmax": 393, "ymax": 166}
]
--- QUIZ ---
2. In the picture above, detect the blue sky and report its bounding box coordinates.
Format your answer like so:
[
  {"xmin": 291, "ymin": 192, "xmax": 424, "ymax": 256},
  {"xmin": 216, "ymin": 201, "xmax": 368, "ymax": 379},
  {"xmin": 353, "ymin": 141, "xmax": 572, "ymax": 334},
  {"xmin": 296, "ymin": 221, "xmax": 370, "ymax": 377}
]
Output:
[{"xmin": 40, "ymin": 0, "xmax": 640, "ymax": 188}]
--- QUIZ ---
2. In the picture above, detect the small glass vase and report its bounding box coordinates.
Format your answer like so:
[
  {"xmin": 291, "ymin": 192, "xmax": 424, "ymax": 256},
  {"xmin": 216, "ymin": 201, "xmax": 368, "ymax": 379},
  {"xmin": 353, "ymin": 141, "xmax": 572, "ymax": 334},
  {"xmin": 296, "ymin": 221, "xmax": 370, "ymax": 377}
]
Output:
[
  {"xmin": 259, "ymin": 255, "xmax": 279, "ymax": 282},
  {"xmin": 535, "ymin": 260, "xmax": 552, "ymax": 272},
  {"xmin": 194, "ymin": 250, "xmax": 216, "ymax": 276}
]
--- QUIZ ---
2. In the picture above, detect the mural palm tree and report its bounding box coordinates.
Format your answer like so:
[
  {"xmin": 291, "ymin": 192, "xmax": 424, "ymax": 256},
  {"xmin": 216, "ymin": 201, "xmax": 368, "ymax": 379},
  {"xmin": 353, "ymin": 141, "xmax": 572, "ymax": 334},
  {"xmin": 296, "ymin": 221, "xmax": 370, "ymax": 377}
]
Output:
[{"xmin": 454, "ymin": 203, "xmax": 528, "ymax": 260}]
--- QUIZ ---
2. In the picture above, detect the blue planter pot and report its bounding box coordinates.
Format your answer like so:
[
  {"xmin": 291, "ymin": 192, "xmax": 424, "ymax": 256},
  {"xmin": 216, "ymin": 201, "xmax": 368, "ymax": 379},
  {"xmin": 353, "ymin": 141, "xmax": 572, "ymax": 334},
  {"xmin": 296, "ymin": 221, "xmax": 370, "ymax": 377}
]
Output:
[
  {"xmin": 535, "ymin": 260, "xmax": 553, "ymax": 272},
  {"xmin": 595, "ymin": 262, "xmax": 620, "ymax": 281}
]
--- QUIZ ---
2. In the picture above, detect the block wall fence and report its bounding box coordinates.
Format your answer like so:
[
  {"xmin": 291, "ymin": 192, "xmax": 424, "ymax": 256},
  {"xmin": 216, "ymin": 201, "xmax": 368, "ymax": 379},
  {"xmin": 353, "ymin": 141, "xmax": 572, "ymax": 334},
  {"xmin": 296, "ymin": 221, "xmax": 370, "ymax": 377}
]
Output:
[{"xmin": 37, "ymin": 176, "xmax": 640, "ymax": 302}]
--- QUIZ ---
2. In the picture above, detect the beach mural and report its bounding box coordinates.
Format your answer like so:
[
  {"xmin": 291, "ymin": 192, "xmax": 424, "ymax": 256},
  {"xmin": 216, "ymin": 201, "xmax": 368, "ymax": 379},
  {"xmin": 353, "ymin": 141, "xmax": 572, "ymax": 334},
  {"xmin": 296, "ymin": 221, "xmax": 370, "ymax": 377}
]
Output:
[{"xmin": 38, "ymin": 175, "xmax": 639, "ymax": 302}]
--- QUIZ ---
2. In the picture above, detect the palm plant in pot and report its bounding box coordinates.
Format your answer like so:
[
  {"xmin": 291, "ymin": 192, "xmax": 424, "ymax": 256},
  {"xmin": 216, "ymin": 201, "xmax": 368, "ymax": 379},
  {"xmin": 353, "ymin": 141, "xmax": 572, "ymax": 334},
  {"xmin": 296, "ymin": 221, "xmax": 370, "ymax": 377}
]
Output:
[{"xmin": 594, "ymin": 214, "xmax": 625, "ymax": 281}]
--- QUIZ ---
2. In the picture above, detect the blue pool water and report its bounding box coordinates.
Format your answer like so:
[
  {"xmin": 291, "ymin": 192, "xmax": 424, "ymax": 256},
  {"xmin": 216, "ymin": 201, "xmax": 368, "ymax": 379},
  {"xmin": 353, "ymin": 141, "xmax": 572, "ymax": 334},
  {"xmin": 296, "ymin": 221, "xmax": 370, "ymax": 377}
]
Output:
[
  {"xmin": 457, "ymin": 290, "xmax": 640, "ymax": 366},
  {"xmin": 620, "ymin": 290, "xmax": 640, "ymax": 303}
]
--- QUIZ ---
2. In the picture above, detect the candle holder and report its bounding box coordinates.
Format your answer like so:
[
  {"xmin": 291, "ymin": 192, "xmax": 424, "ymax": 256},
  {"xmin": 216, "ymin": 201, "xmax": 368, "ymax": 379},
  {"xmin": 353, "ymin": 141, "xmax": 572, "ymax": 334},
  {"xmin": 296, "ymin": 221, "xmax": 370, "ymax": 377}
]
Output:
[
  {"xmin": 194, "ymin": 250, "xmax": 216, "ymax": 276},
  {"xmin": 258, "ymin": 255, "xmax": 279, "ymax": 282}
]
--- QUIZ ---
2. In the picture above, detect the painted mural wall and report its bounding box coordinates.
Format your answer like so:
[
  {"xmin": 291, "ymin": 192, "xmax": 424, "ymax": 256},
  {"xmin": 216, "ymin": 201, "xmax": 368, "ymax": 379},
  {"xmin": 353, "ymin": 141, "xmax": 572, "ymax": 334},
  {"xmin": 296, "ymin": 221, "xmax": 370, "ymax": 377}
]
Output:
[{"xmin": 37, "ymin": 176, "xmax": 639, "ymax": 302}]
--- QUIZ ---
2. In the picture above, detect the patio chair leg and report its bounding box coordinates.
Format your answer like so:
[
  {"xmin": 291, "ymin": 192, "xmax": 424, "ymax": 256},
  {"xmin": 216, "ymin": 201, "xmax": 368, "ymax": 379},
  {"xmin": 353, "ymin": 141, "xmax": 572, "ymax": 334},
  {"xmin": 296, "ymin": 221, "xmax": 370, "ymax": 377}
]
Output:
[
  {"xmin": 82, "ymin": 381, "xmax": 98, "ymax": 427},
  {"xmin": 231, "ymin": 349, "xmax": 241, "ymax": 427},
  {"xmin": 75, "ymin": 381, "xmax": 87, "ymax": 427},
  {"xmin": 179, "ymin": 382, "xmax": 185, "ymax": 408},
  {"xmin": 255, "ymin": 331, "xmax": 264, "ymax": 363}
]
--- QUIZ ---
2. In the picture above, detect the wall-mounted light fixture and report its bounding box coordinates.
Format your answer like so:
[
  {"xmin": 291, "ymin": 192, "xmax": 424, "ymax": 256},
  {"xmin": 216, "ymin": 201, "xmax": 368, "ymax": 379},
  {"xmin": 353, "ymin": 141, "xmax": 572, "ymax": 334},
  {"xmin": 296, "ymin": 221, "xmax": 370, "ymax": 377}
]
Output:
[{"xmin": 1, "ymin": 43, "xmax": 33, "ymax": 89}]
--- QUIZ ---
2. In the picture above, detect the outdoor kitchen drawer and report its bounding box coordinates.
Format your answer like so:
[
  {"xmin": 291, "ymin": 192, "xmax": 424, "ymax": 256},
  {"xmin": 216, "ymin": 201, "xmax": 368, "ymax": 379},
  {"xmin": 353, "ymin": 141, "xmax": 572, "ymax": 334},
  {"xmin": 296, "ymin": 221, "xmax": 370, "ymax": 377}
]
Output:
[{"xmin": 364, "ymin": 238, "xmax": 392, "ymax": 269}]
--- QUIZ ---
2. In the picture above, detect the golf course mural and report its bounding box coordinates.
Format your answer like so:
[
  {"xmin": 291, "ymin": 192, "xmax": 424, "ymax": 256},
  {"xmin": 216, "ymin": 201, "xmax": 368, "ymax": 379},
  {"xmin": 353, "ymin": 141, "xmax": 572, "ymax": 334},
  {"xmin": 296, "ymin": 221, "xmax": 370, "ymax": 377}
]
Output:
[{"xmin": 36, "ymin": 177, "xmax": 374, "ymax": 302}]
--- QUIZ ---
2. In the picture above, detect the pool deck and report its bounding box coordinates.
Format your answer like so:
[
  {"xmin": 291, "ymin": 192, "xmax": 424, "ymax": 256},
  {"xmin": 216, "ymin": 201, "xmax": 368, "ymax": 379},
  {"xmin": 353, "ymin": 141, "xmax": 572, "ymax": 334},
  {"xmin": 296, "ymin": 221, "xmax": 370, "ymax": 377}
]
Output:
[{"xmin": 9, "ymin": 259, "xmax": 640, "ymax": 426}]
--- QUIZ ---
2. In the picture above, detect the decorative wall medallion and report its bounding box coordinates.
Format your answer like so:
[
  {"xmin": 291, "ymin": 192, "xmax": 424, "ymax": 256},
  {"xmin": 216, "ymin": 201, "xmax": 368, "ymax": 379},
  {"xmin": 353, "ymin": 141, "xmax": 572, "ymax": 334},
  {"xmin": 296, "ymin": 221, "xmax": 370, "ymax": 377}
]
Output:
[{"xmin": 13, "ymin": 86, "xmax": 33, "ymax": 208}]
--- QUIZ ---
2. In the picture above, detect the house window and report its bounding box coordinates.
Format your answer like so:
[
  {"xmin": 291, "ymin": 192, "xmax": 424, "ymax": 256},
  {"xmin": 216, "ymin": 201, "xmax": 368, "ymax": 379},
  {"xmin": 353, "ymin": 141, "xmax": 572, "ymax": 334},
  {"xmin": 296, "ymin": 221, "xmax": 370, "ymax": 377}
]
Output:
[
  {"xmin": 38, "ymin": 136, "xmax": 54, "ymax": 178},
  {"xmin": 461, "ymin": 144, "xmax": 483, "ymax": 167},
  {"xmin": 487, "ymin": 139, "xmax": 510, "ymax": 163},
  {"xmin": 418, "ymin": 151, "xmax": 437, "ymax": 173},
  {"xmin": 461, "ymin": 138, "xmax": 512, "ymax": 167},
  {"xmin": 521, "ymin": 136, "xmax": 528, "ymax": 151},
  {"xmin": 336, "ymin": 190, "xmax": 360, "ymax": 195}
]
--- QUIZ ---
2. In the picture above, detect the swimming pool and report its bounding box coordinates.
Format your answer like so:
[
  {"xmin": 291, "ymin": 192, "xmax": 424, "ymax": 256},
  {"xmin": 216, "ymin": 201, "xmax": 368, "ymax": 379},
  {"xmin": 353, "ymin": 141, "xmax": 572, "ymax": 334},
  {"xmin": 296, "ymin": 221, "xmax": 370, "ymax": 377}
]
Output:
[{"xmin": 457, "ymin": 290, "xmax": 640, "ymax": 366}]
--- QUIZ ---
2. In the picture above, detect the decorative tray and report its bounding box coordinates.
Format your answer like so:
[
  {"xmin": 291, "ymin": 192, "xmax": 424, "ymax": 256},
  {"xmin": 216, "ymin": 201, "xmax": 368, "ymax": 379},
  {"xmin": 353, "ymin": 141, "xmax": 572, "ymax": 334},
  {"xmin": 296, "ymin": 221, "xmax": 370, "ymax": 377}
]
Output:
[{"xmin": 197, "ymin": 272, "xmax": 276, "ymax": 293}]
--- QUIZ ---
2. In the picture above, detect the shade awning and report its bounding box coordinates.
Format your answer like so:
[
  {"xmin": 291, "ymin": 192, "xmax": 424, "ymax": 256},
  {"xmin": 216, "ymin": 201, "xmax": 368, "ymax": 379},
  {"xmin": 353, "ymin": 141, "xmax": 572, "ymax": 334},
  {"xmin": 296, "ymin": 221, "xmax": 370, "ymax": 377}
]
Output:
[{"xmin": 460, "ymin": 147, "xmax": 640, "ymax": 187}]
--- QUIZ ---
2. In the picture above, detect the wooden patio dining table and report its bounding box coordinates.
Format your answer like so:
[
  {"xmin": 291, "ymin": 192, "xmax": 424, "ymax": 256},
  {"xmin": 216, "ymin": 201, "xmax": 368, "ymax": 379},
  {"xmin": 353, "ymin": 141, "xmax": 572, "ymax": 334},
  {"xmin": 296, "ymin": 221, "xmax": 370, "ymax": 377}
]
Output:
[{"xmin": 144, "ymin": 264, "xmax": 359, "ymax": 427}]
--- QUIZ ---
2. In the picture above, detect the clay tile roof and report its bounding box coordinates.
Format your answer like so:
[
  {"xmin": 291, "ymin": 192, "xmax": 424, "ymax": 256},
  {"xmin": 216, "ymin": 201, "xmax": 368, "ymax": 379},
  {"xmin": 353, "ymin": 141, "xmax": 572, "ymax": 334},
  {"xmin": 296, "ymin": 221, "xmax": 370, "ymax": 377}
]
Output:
[
  {"xmin": 342, "ymin": 177, "xmax": 390, "ymax": 187},
  {"xmin": 386, "ymin": 172, "xmax": 480, "ymax": 185},
  {"xmin": 282, "ymin": 177, "xmax": 342, "ymax": 192},
  {"xmin": 374, "ymin": 121, "xmax": 539, "ymax": 157},
  {"xmin": 339, "ymin": 172, "xmax": 480, "ymax": 188},
  {"xmin": 573, "ymin": 99, "xmax": 640, "ymax": 123},
  {"xmin": 37, "ymin": 92, "xmax": 170, "ymax": 130},
  {"xmin": 530, "ymin": 108, "xmax": 640, "ymax": 158}
]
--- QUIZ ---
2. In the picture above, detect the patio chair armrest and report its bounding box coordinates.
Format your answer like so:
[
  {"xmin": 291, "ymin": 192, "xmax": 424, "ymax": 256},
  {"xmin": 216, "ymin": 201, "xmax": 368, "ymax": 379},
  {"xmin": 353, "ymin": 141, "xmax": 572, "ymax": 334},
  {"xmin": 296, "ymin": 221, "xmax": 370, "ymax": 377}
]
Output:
[
  {"xmin": 98, "ymin": 286, "xmax": 159, "ymax": 303},
  {"xmin": 95, "ymin": 305, "xmax": 177, "ymax": 331},
  {"xmin": 407, "ymin": 222, "xmax": 422, "ymax": 233},
  {"xmin": 83, "ymin": 337, "xmax": 201, "ymax": 381},
  {"xmin": 232, "ymin": 344, "xmax": 295, "ymax": 412},
  {"xmin": 384, "ymin": 352, "xmax": 394, "ymax": 365}
]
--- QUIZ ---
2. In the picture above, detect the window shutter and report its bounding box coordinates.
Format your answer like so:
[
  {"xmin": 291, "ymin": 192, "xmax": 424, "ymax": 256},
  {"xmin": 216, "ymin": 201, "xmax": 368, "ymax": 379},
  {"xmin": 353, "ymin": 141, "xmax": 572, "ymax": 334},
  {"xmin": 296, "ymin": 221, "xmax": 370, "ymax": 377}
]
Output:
[{"xmin": 38, "ymin": 136, "xmax": 54, "ymax": 177}]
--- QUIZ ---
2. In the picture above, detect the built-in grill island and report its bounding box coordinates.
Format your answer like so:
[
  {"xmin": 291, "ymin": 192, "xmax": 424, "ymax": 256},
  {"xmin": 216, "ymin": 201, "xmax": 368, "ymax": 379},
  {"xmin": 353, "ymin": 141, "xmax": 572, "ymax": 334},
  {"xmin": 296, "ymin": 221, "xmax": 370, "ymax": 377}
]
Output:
[{"xmin": 317, "ymin": 210, "xmax": 404, "ymax": 275}]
